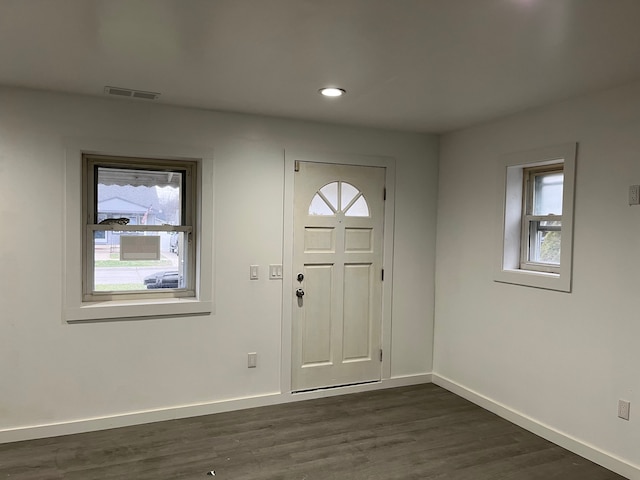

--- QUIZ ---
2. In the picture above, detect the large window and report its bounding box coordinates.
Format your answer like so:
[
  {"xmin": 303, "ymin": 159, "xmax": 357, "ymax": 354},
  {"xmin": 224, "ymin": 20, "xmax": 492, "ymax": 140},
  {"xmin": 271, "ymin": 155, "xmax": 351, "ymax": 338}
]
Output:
[
  {"xmin": 83, "ymin": 155, "xmax": 196, "ymax": 302},
  {"xmin": 495, "ymin": 143, "xmax": 576, "ymax": 292}
]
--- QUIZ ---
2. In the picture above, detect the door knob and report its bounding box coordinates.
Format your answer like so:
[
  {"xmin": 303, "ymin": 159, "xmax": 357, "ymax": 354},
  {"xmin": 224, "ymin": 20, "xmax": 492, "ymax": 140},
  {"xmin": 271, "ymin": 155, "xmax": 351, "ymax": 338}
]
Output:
[{"xmin": 296, "ymin": 288, "xmax": 305, "ymax": 298}]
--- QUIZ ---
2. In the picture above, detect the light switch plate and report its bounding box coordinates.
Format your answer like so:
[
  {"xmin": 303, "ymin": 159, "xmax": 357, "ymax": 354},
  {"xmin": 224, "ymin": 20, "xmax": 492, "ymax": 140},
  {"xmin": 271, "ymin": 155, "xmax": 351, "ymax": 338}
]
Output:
[{"xmin": 250, "ymin": 265, "xmax": 259, "ymax": 280}]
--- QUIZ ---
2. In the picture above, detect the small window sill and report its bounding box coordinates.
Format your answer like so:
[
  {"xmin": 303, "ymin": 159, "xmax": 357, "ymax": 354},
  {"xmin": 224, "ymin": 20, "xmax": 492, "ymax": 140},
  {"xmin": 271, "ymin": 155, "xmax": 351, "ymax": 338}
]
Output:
[
  {"xmin": 65, "ymin": 297, "xmax": 213, "ymax": 323},
  {"xmin": 494, "ymin": 268, "xmax": 570, "ymax": 292}
]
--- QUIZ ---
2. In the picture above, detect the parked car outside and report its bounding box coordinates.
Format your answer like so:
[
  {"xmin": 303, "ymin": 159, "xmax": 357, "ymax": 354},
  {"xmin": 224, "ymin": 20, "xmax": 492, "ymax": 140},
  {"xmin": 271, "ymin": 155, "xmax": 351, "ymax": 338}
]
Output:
[{"xmin": 144, "ymin": 271, "xmax": 181, "ymax": 289}]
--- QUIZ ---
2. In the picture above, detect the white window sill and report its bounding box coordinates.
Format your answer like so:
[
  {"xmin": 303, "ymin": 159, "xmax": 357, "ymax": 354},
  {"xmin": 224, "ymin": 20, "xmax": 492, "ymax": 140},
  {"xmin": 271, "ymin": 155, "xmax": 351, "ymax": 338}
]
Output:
[
  {"xmin": 494, "ymin": 268, "xmax": 570, "ymax": 292},
  {"xmin": 65, "ymin": 298, "xmax": 213, "ymax": 323}
]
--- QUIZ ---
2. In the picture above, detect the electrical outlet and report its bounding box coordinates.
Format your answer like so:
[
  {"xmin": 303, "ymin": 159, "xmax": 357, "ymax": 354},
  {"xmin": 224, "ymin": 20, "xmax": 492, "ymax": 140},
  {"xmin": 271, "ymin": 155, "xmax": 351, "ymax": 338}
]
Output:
[
  {"xmin": 248, "ymin": 352, "xmax": 257, "ymax": 368},
  {"xmin": 618, "ymin": 399, "xmax": 630, "ymax": 420},
  {"xmin": 629, "ymin": 185, "xmax": 640, "ymax": 205}
]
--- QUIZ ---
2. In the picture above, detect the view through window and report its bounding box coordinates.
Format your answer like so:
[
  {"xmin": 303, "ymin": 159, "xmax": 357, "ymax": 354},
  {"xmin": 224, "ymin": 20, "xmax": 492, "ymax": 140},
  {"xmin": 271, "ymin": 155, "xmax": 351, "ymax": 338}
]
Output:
[
  {"xmin": 83, "ymin": 156, "xmax": 196, "ymax": 300},
  {"xmin": 521, "ymin": 165, "xmax": 563, "ymax": 272},
  {"xmin": 308, "ymin": 181, "xmax": 370, "ymax": 217}
]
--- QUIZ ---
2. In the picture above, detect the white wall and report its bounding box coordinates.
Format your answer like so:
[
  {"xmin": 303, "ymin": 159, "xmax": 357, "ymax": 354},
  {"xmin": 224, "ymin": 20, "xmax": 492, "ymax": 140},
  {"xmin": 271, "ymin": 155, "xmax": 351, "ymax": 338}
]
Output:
[
  {"xmin": 0, "ymin": 87, "xmax": 437, "ymax": 438},
  {"xmin": 435, "ymin": 80, "xmax": 640, "ymax": 475},
  {"xmin": 3, "ymin": 76, "xmax": 638, "ymax": 474}
]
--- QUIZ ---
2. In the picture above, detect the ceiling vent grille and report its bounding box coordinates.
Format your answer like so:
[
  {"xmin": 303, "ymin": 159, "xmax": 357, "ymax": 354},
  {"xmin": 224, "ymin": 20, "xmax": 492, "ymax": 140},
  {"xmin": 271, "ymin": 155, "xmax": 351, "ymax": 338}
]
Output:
[{"xmin": 104, "ymin": 86, "xmax": 160, "ymax": 101}]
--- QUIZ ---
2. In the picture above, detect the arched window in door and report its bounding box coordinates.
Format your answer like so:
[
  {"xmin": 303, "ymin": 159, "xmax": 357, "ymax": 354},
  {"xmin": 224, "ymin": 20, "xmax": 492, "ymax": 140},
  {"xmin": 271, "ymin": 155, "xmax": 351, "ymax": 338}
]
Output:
[{"xmin": 308, "ymin": 181, "xmax": 370, "ymax": 217}]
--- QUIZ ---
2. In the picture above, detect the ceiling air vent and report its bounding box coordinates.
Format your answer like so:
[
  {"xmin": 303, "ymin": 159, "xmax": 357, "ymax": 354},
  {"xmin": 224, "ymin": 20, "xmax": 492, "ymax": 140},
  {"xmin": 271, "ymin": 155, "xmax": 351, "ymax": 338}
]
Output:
[{"xmin": 104, "ymin": 86, "xmax": 160, "ymax": 101}]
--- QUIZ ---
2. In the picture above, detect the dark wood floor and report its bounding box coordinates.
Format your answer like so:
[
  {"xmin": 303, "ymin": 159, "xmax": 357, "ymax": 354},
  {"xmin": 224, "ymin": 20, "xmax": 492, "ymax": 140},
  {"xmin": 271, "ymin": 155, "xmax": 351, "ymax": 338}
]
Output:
[{"xmin": 0, "ymin": 384, "xmax": 626, "ymax": 480}]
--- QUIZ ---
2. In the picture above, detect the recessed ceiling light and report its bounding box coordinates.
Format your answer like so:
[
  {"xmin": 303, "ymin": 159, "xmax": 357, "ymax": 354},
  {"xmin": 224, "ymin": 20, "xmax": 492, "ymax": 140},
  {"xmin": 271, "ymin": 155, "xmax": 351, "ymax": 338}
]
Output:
[{"xmin": 319, "ymin": 87, "xmax": 346, "ymax": 97}]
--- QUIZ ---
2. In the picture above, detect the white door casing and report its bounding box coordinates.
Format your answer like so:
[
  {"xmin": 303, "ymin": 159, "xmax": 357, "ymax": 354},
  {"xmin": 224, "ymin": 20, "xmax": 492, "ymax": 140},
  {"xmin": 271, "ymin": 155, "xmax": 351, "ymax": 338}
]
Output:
[{"xmin": 292, "ymin": 161, "xmax": 385, "ymax": 391}]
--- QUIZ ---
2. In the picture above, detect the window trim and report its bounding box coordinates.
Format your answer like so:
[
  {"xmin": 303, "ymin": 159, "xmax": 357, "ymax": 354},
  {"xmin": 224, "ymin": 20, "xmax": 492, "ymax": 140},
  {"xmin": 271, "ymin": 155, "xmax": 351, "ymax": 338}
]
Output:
[
  {"xmin": 495, "ymin": 143, "xmax": 576, "ymax": 292},
  {"xmin": 63, "ymin": 138, "xmax": 213, "ymax": 322}
]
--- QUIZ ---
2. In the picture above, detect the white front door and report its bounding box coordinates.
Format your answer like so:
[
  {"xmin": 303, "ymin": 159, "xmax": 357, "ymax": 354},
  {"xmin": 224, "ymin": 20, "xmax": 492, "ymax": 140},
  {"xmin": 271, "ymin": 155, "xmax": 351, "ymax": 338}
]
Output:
[{"xmin": 292, "ymin": 161, "xmax": 385, "ymax": 391}]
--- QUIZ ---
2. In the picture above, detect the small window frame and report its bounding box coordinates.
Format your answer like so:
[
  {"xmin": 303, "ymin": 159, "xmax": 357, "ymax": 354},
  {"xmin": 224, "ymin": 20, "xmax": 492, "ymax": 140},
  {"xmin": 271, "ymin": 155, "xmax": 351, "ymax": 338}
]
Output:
[
  {"xmin": 495, "ymin": 143, "xmax": 576, "ymax": 292},
  {"xmin": 308, "ymin": 181, "xmax": 371, "ymax": 217},
  {"xmin": 519, "ymin": 164, "xmax": 563, "ymax": 274},
  {"xmin": 82, "ymin": 154, "xmax": 197, "ymax": 302}
]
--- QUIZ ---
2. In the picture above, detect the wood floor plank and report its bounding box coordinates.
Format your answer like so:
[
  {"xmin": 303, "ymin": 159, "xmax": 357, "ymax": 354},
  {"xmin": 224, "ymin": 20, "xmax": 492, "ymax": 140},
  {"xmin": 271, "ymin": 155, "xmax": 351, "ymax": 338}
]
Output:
[{"xmin": 0, "ymin": 384, "xmax": 627, "ymax": 479}]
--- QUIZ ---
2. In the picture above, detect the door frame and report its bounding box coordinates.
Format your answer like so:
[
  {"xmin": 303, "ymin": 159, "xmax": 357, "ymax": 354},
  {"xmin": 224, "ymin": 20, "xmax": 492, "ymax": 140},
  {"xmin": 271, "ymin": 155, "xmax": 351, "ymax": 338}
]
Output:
[{"xmin": 282, "ymin": 150, "xmax": 396, "ymax": 394}]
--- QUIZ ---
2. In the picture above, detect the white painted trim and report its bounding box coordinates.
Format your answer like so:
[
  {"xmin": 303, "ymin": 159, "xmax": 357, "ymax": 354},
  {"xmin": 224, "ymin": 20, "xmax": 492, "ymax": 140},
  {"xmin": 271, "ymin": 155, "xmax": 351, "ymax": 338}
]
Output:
[
  {"xmin": 290, "ymin": 374, "xmax": 432, "ymax": 402},
  {"xmin": 381, "ymin": 164, "xmax": 396, "ymax": 380},
  {"xmin": 0, "ymin": 392, "xmax": 282, "ymax": 444},
  {"xmin": 494, "ymin": 142, "xmax": 576, "ymax": 292},
  {"xmin": 0, "ymin": 374, "xmax": 431, "ymax": 444},
  {"xmin": 65, "ymin": 299, "xmax": 213, "ymax": 322},
  {"xmin": 281, "ymin": 150, "xmax": 294, "ymax": 394},
  {"xmin": 432, "ymin": 374, "xmax": 640, "ymax": 480},
  {"xmin": 62, "ymin": 137, "xmax": 215, "ymax": 322},
  {"xmin": 282, "ymin": 150, "xmax": 396, "ymax": 393}
]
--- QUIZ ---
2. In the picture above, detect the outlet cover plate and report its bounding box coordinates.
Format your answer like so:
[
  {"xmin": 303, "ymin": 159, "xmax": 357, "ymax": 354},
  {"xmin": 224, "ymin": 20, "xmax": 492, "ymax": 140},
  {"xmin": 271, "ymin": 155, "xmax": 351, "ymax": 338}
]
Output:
[
  {"xmin": 618, "ymin": 399, "xmax": 631, "ymax": 420},
  {"xmin": 248, "ymin": 352, "xmax": 257, "ymax": 368}
]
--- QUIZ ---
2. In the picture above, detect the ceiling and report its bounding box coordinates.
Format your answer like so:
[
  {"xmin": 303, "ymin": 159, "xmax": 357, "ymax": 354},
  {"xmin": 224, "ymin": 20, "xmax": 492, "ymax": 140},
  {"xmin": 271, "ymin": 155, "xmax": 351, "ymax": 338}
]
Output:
[{"xmin": 2, "ymin": 0, "xmax": 640, "ymax": 133}]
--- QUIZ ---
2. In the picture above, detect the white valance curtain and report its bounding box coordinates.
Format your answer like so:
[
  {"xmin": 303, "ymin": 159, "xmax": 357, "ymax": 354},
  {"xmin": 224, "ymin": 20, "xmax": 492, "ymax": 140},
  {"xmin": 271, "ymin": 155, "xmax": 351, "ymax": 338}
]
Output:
[{"xmin": 97, "ymin": 167, "xmax": 181, "ymax": 188}]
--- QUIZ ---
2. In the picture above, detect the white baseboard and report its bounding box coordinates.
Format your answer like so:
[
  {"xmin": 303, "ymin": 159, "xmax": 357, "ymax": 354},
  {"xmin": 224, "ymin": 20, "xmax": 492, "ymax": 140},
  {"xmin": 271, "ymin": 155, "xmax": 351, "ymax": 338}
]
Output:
[
  {"xmin": 0, "ymin": 373, "xmax": 432, "ymax": 445},
  {"xmin": 432, "ymin": 374, "xmax": 639, "ymax": 480},
  {"xmin": 0, "ymin": 392, "xmax": 283, "ymax": 444}
]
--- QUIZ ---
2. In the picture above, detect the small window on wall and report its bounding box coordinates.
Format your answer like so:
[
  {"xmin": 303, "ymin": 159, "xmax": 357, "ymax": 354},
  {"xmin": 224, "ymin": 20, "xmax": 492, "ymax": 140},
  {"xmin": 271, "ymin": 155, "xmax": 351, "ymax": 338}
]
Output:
[
  {"xmin": 495, "ymin": 143, "xmax": 576, "ymax": 292},
  {"xmin": 83, "ymin": 155, "xmax": 196, "ymax": 301}
]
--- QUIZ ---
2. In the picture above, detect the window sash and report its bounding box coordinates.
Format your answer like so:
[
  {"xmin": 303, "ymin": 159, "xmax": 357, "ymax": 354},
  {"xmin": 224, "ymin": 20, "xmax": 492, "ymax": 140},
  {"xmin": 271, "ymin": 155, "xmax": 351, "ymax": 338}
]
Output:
[
  {"xmin": 84, "ymin": 233, "xmax": 195, "ymax": 301},
  {"xmin": 82, "ymin": 155, "xmax": 197, "ymax": 301},
  {"xmin": 88, "ymin": 225, "xmax": 192, "ymax": 233},
  {"xmin": 522, "ymin": 220, "xmax": 562, "ymax": 267},
  {"xmin": 520, "ymin": 166, "xmax": 563, "ymax": 274}
]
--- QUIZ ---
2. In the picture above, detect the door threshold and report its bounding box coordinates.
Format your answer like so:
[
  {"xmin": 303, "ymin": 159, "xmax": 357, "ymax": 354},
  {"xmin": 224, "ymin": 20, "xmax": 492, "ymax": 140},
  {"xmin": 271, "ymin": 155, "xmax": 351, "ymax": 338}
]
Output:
[{"xmin": 292, "ymin": 380, "xmax": 380, "ymax": 394}]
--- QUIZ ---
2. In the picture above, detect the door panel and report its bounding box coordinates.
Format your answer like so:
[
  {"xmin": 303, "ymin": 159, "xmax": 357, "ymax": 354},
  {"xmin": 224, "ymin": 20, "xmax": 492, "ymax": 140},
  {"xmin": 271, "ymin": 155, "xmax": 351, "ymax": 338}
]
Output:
[
  {"xmin": 304, "ymin": 227, "xmax": 335, "ymax": 252},
  {"xmin": 342, "ymin": 264, "xmax": 372, "ymax": 361},
  {"xmin": 301, "ymin": 264, "xmax": 333, "ymax": 366},
  {"xmin": 292, "ymin": 161, "xmax": 385, "ymax": 391},
  {"xmin": 344, "ymin": 228, "xmax": 373, "ymax": 252}
]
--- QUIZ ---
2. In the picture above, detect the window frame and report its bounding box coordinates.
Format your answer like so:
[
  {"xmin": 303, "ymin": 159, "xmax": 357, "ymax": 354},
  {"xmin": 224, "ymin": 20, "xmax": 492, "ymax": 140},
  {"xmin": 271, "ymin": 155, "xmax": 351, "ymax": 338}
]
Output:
[
  {"xmin": 519, "ymin": 164, "xmax": 563, "ymax": 274},
  {"xmin": 82, "ymin": 154, "xmax": 197, "ymax": 302},
  {"xmin": 63, "ymin": 138, "xmax": 213, "ymax": 323},
  {"xmin": 495, "ymin": 143, "xmax": 576, "ymax": 292}
]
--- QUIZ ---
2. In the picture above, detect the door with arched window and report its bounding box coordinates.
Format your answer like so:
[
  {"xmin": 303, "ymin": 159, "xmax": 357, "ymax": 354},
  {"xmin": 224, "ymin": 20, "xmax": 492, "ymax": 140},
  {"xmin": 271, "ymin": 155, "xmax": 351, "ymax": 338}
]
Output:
[{"xmin": 292, "ymin": 161, "xmax": 385, "ymax": 391}]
